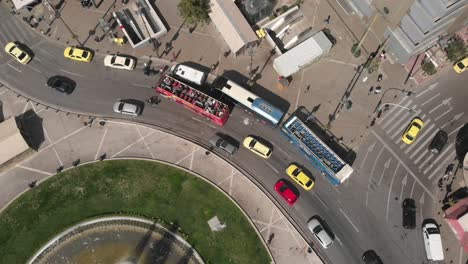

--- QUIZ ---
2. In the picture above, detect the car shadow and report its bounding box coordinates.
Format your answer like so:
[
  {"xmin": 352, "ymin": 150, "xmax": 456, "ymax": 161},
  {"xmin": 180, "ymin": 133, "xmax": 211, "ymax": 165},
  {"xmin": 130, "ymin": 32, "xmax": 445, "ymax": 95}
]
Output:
[{"xmin": 216, "ymin": 132, "xmax": 240, "ymax": 149}]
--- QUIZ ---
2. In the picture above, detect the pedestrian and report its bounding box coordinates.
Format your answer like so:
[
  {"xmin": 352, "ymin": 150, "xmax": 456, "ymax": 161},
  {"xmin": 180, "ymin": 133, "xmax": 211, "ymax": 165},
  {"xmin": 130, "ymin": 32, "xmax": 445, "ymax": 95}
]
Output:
[
  {"xmin": 171, "ymin": 51, "xmax": 177, "ymax": 62},
  {"xmin": 324, "ymin": 15, "xmax": 331, "ymax": 24},
  {"xmin": 368, "ymin": 86, "xmax": 374, "ymax": 95},
  {"xmin": 374, "ymin": 86, "xmax": 382, "ymax": 94},
  {"xmin": 304, "ymin": 86, "xmax": 310, "ymax": 93}
]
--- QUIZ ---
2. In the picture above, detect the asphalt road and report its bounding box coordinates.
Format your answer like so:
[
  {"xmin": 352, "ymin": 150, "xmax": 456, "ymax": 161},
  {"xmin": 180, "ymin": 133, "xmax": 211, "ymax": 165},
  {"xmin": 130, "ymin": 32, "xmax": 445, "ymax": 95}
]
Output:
[{"xmin": 1, "ymin": 7, "xmax": 467, "ymax": 264}]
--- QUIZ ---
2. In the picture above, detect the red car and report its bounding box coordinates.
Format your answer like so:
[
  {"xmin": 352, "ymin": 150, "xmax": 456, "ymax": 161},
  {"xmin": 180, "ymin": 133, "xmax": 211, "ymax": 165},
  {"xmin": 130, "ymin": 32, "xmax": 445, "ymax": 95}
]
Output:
[{"xmin": 274, "ymin": 180, "xmax": 298, "ymax": 205}]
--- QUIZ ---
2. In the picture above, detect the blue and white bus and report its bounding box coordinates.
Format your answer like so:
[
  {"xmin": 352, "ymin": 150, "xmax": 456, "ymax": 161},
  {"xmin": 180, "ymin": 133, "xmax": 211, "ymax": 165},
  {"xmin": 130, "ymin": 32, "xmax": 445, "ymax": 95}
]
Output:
[
  {"xmin": 281, "ymin": 115, "xmax": 353, "ymax": 185},
  {"xmin": 212, "ymin": 76, "xmax": 285, "ymax": 126}
]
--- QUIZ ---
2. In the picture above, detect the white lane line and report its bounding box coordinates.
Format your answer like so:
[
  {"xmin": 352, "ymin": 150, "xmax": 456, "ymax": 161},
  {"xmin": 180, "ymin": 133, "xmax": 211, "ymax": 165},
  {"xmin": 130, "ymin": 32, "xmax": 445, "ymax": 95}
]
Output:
[
  {"xmin": 387, "ymin": 112, "xmax": 411, "ymax": 138},
  {"xmin": 403, "ymin": 122, "xmax": 434, "ymax": 153},
  {"xmin": 94, "ymin": 124, "xmax": 109, "ymax": 160},
  {"xmin": 366, "ymin": 147, "xmax": 384, "ymax": 207},
  {"xmin": 28, "ymin": 66, "xmax": 42, "ymax": 73},
  {"xmin": 191, "ymin": 117, "xmax": 217, "ymax": 129},
  {"xmin": 410, "ymin": 128, "xmax": 438, "ymax": 160},
  {"xmin": 276, "ymin": 146, "xmax": 291, "ymax": 158},
  {"xmin": 371, "ymin": 130, "xmax": 436, "ymax": 200},
  {"xmin": 339, "ymin": 208, "xmax": 359, "ymax": 232},
  {"xmin": 7, "ymin": 63, "xmax": 22, "ymax": 72},
  {"xmin": 427, "ymin": 152, "xmax": 455, "ymax": 180},
  {"xmin": 16, "ymin": 165, "xmax": 53, "ymax": 176},
  {"xmin": 434, "ymin": 107, "xmax": 453, "ymax": 121},
  {"xmin": 420, "ymin": 93, "xmax": 439, "ymax": 106},
  {"xmin": 378, "ymin": 97, "xmax": 411, "ymax": 124},
  {"xmin": 335, "ymin": 235, "xmax": 344, "ymax": 246},
  {"xmin": 53, "ymin": 147, "xmax": 63, "ymax": 166},
  {"xmin": 35, "ymin": 58, "xmax": 42, "ymax": 62},
  {"xmin": 379, "ymin": 100, "xmax": 413, "ymax": 127},
  {"xmin": 410, "ymin": 180, "xmax": 416, "ymax": 198},
  {"xmin": 417, "ymin": 153, "xmax": 432, "ymax": 170},
  {"xmin": 428, "ymin": 98, "xmax": 451, "ymax": 114},
  {"xmin": 312, "ymin": 193, "xmax": 328, "ymax": 209},
  {"xmin": 131, "ymin": 83, "xmax": 149, "ymax": 88},
  {"xmin": 416, "ymin": 82, "xmax": 438, "ymax": 98},
  {"xmin": 424, "ymin": 143, "xmax": 455, "ymax": 176},
  {"xmin": 386, "ymin": 163, "xmax": 400, "ymax": 221},
  {"xmin": 264, "ymin": 161, "xmax": 279, "ymax": 174},
  {"xmin": 111, "ymin": 131, "xmax": 156, "ymax": 158},
  {"xmin": 449, "ymin": 123, "xmax": 466, "ymax": 136},
  {"xmin": 378, "ymin": 158, "xmax": 392, "ymax": 186},
  {"xmin": 441, "ymin": 112, "xmax": 464, "ymax": 129},
  {"xmin": 59, "ymin": 69, "xmax": 85, "ymax": 78},
  {"xmin": 40, "ymin": 126, "xmax": 88, "ymax": 153}
]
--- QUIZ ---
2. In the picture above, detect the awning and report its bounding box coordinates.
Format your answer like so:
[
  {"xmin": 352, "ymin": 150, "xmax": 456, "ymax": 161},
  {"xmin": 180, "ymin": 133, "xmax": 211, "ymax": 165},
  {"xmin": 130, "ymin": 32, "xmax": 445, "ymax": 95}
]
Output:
[
  {"xmin": 12, "ymin": 0, "xmax": 37, "ymax": 10},
  {"xmin": 209, "ymin": 0, "xmax": 257, "ymax": 54}
]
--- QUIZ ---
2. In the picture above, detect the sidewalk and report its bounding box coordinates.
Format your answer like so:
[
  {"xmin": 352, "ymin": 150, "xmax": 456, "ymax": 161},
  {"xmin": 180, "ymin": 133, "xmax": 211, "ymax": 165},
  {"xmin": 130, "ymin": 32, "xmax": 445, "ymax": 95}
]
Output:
[{"xmin": 0, "ymin": 85, "xmax": 321, "ymax": 264}]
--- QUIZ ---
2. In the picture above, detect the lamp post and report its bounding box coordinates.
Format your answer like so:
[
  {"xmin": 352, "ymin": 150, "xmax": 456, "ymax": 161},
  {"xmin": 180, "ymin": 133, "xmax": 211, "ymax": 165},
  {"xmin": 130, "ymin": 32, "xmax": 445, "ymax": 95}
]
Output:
[{"xmin": 373, "ymin": 87, "xmax": 414, "ymax": 115}]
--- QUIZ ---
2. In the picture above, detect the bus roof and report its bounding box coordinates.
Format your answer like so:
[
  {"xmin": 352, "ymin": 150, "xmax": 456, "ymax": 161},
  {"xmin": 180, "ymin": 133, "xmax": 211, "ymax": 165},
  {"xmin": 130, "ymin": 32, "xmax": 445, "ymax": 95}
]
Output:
[
  {"xmin": 251, "ymin": 98, "xmax": 285, "ymax": 125},
  {"xmin": 212, "ymin": 77, "xmax": 259, "ymax": 107},
  {"xmin": 171, "ymin": 64, "xmax": 207, "ymax": 86}
]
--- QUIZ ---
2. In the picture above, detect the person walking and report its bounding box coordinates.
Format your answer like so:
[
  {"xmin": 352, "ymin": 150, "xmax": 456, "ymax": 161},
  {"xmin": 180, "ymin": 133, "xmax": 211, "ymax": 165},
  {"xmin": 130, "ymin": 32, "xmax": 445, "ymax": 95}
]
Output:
[
  {"xmin": 324, "ymin": 15, "xmax": 331, "ymax": 24},
  {"xmin": 368, "ymin": 86, "xmax": 374, "ymax": 95}
]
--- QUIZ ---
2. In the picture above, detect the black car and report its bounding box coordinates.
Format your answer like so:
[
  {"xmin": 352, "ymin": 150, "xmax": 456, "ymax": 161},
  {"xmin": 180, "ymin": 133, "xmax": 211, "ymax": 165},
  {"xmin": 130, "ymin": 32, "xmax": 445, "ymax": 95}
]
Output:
[
  {"xmin": 402, "ymin": 198, "xmax": 416, "ymax": 229},
  {"xmin": 429, "ymin": 130, "xmax": 448, "ymax": 154},
  {"xmin": 362, "ymin": 250, "xmax": 383, "ymax": 264},
  {"xmin": 47, "ymin": 75, "xmax": 76, "ymax": 94}
]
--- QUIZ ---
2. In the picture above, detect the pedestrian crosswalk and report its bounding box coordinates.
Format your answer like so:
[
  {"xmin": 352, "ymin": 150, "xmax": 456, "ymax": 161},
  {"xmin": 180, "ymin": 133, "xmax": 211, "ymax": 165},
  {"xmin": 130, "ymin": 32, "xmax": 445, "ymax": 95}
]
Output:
[
  {"xmin": 376, "ymin": 95, "xmax": 460, "ymax": 185},
  {"xmin": 0, "ymin": 7, "xmax": 42, "ymax": 61}
]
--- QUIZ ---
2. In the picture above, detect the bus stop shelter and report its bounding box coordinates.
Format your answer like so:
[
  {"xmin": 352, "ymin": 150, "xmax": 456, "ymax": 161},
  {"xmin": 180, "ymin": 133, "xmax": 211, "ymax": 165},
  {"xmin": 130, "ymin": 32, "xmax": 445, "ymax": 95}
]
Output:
[{"xmin": 209, "ymin": 0, "xmax": 258, "ymax": 55}]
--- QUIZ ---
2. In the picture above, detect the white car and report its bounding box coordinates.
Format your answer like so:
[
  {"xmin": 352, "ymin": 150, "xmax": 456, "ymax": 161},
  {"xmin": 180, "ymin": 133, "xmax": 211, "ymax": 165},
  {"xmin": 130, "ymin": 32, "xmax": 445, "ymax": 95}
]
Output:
[
  {"xmin": 307, "ymin": 218, "xmax": 333, "ymax": 248},
  {"xmin": 113, "ymin": 100, "xmax": 141, "ymax": 116},
  {"xmin": 422, "ymin": 222, "xmax": 444, "ymax": 261},
  {"xmin": 104, "ymin": 55, "xmax": 136, "ymax": 70}
]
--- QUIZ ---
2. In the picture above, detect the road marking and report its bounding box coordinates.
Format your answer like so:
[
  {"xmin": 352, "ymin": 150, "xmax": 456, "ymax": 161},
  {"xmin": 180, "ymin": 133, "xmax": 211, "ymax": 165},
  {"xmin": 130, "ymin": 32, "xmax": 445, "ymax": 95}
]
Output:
[
  {"xmin": 276, "ymin": 146, "xmax": 291, "ymax": 158},
  {"xmin": 387, "ymin": 112, "xmax": 411, "ymax": 138},
  {"xmin": 335, "ymin": 235, "xmax": 344, "ymax": 246},
  {"xmin": 53, "ymin": 147, "xmax": 63, "ymax": 166},
  {"xmin": 398, "ymin": 174, "xmax": 408, "ymax": 201},
  {"xmin": 40, "ymin": 126, "xmax": 88, "ymax": 153},
  {"xmin": 94, "ymin": 124, "xmax": 109, "ymax": 160},
  {"xmin": 35, "ymin": 58, "xmax": 42, "ymax": 62},
  {"xmin": 312, "ymin": 193, "xmax": 328, "ymax": 209},
  {"xmin": 366, "ymin": 147, "xmax": 384, "ymax": 207},
  {"xmin": 378, "ymin": 158, "xmax": 392, "ymax": 186},
  {"xmin": 416, "ymin": 82, "xmax": 438, "ymax": 98},
  {"xmin": 378, "ymin": 96, "xmax": 411, "ymax": 123},
  {"xmin": 16, "ymin": 165, "xmax": 53, "ymax": 176},
  {"xmin": 441, "ymin": 112, "xmax": 464, "ymax": 129},
  {"xmin": 190, "ymin": 117, "xmax": 217, "ymax": 129},
  {"xmin": 7, "ymin": 63, "xmax": 21, "ymax": 72},
  {"xmin": 386, "ymin": 163, "xmax": 400, "ymax": 221},
  {"xmin": 371, "ymin": 130, "xmax": 436, "ymax": 200},
  {"xmin": 428, "ymin": 152, "xmax": 455, "ymax": 181},
  {"xmin": 419, "ymin": 193, "xmax": 425, "ymax": 221},
  {"xmin": 410, "ymin": 180, "xmax": 416, "ymax": 198},
  {"xmin": 59, "ymin": 69, "xmax": 85, "ymax": 78},
  {"xmin": 359, "ymin": 142, "xmax": 375, "ymax": 170},
  {"xmin": 424, "ymin": 143, "xmax": 455, "ymax": 177},
  {"xmin": 323, "ymin": 58, "xmax": 359, "ymax": 67},
  {"xmin": 28, "ymin": 65, "xmax": 42, "ymax": 73},
  {"xmin": 417, "ymin": 153, "xmax": 432, "ymax": 170},
  {"xmin": 339, "ymin": 208, "xmax": 359, "ymax": 232},
  {"xmin": 420, "ymin": 93, "xmax": 439, "ymax": 106},
  {"xmin": 434, "ymin": 107, "xmax": 453, "ymax": 121},
  {"xmin": 379, "ymin": 100, "xmax": 413, "ymax": 127},
  {"xmin": 264, "ymin": 161, "xmax": 279, "ymax": 174},
  {"xmin": 428, "ymin": 98, "xmax": 451, "ymax": 114},
  {"xmin": 410, "ymin": 128, "xmax": 437, "ymax": 160},
  {"xmin": 449, "ymin": 123, "xmax": 465, "ymax": 136},
  {"xmin": 131, "ymin": 83, "xmax": 149, "ymax": 88},
  {"xmin": 111, "ymin": 131, "xmax": 156, "ymax": 158}
]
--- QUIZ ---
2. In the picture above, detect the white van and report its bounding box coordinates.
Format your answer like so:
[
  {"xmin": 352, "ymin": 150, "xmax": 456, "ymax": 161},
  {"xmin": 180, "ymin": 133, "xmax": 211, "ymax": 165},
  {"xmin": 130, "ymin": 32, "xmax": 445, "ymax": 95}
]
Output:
[
  {"xmin": 170, "ymin": 64, "xmax": 207, "ymax": 86},
  {"xmin": 422, "ymin": 222, "xmax": 444, "ymax": 261}
]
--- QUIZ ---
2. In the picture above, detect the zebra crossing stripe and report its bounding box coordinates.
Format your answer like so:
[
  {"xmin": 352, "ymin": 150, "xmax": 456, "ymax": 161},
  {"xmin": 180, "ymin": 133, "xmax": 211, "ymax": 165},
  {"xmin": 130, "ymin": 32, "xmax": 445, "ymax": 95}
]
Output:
[
  {"xmin": 387, "ymin": 112, "xmax": 412, "ymax": 138},
  {"xmin": 379, "ymin": 100, "xmax": 413, "ymax": 127},
  {"xmin": 424, "ymin": 142, "xmax": 455, "ymax": 176}
]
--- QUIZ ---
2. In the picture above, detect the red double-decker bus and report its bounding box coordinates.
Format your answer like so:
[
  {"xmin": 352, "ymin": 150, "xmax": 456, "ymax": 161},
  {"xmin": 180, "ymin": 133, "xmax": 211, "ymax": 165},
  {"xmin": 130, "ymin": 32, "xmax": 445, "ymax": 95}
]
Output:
[{"xmin": 155, "ymin": 74, "xmax": 230, "ymax": 126}]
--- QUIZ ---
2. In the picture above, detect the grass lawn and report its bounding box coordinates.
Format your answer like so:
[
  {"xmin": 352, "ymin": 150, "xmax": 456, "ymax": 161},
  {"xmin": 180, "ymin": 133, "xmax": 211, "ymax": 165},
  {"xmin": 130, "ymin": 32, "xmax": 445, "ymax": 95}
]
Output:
[{"xmin": 0, "ymin": 160, "xmax": 270, "ymax": 264}]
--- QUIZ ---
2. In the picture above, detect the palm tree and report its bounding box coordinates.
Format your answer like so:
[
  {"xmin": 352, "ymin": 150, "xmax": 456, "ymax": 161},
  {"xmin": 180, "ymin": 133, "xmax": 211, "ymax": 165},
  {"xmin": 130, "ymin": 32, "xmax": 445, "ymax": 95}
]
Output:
[{"xmin": 177, "ymin": 0, "xmax": 211, "ymax": 26}]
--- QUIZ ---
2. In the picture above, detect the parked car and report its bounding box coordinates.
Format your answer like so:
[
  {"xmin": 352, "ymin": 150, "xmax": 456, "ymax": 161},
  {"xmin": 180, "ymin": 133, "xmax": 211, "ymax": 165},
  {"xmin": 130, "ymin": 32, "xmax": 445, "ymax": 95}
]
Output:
[
  {"xmin": 47, "ymin": 75, "xmax": 75, "ymax": 94},
  {"xmin": 307, "ymin": 217, "xmax": 333, "ymax": 248},
  {"xmin": 402, "ymin": 117, "xmax": 424, "ymax": 144},
  {"xmin": 429, "ymin": 130, "xmax": 448, "ymax": 154},
  {"xmin": 274, "ymin": 180, "xmax": 297, "ymax": 206},
  {"xmin": 286, "ymin": 164, "xmax": 314, "ymax": 190},
  {"xmin": 402, "ymin": 198, "xmax": 416, "ymax": 229},
  {"xmin": 362, "ymin": 250, "xmax": 383, "ymax": 264},
  {"xmin": 4, "ymin": 42, "xmax": 32, "ymax": 64},
  {"xmin": 242, "ymin": 136, "xmax": 272, "ymax": 159},
  {"xmin": 453, "ymin": 57, "xmax": 468, "ymax": 73},
  {"xmin": 64, "ymin": 47, "xmax": 93, "ymax": 62},
  {"xmin": 104, "ymin": 55, "xmax": 136, "ymax": 70},
  {"xmin": 113, "ymin": 100, "xmax": 142, "ymax": 116},
  {"xmin": 422, "ymin": 222, "xmax": 444, "ymax": 261},
  {"xmin": 209, "ymin": 134, "xmax": 238, "ymax": 156}
]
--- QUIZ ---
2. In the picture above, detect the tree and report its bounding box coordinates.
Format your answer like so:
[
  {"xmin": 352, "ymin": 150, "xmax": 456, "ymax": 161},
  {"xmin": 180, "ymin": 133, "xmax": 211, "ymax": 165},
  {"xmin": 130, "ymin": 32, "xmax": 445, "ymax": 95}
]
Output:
[
  {"xmin": 445, "ymin": 35, "xmax": 467, "ymax": 63},
  {"xmin": 422, "ymin": 61, "xmax": 436, "ymax": 76},
  {"xmin": 177, "ymin": 0, "xmax": 211, "ymax": 26}
]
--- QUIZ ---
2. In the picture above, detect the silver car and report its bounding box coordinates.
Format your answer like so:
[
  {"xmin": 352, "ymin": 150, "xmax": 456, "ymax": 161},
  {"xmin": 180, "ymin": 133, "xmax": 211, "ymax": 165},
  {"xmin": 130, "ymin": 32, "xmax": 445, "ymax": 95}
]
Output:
[
  {"xmin": 113, "ymin": 100, "xmax": 142, "ymax": 116},
  {"xmin": 209, "ymin": 134, "xmax": 238, "ymax": 156},
  {"xmin": 307, "ymin": 218, "xmax": 333, "ymax": 248}
]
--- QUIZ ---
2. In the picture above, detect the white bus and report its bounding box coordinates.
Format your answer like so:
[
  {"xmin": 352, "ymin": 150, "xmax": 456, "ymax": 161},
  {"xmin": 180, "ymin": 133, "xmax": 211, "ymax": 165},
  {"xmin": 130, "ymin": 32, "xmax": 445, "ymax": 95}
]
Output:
[{"xmin": 170, "ymin": 64, "xmax": 207, "ymax": 86}]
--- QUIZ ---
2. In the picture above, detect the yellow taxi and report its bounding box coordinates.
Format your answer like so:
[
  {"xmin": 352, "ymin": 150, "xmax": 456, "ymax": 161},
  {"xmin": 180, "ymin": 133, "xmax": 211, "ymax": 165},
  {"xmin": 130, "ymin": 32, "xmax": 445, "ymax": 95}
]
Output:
[
  {"xmin": 402, "ymin": 117, "xmax": 424, "ymax": 144},
  {"xmin": 243, "ymin": 136, "xmax": 272, "ymax": 159},
  {"xmin": 453, "ymin": 57, "xmax": 468, "ymax": 73},
  {"xmin": 4, "ymin": 42, "xmax": 32, "ymax": 64},
  {"xmin": 286, "ymin": 164, "xmax": 315, "ymax": 190},
  {"xmin": 64, "ymin": 47, "xmax": 93, "ymax": 62}
]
